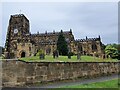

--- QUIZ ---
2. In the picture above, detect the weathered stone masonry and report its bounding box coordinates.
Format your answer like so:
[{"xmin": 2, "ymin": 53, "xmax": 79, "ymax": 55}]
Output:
[
  {"xmin": 2, "ymin": 60, "xmax": 119, "ymax": 87},
  {"xmin": 4, "ymin": 14, "xmax": 103, "ymax": 58}
]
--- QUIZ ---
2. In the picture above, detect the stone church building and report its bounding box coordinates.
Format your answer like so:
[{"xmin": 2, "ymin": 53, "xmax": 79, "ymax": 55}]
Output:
[{"xmin": 4, "ymin": 14, "xmax": 103, "ymax": 58}]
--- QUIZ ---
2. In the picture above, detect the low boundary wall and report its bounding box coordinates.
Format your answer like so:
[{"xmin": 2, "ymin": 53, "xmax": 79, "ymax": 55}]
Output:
[{"xmin": 2, "ymin": 60, "xmax": 119, "ymax": 87}]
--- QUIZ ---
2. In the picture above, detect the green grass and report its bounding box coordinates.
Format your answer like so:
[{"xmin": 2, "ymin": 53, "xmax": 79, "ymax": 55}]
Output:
[
  {"xmin": 19, "ymin": 55, "xmax": 118, "ymax": 62},
  {"xmin": 60, "ymin": 79, "xmax": 118, "ymax": 88},
  {"xmin": 0, "ymin": 56, "xmax": 2, "ymax": 59}
]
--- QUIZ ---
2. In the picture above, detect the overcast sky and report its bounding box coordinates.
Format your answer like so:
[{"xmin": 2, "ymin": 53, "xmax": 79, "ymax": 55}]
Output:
[{"xmin": 1, "ymin": 2, "xmax": 118, "ymax": 47}]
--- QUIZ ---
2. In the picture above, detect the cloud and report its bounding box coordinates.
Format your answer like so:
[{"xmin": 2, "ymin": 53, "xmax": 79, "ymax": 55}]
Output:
[{"xmin": 1, "ymin": 2, "xmax": 118, "ymax": 47}]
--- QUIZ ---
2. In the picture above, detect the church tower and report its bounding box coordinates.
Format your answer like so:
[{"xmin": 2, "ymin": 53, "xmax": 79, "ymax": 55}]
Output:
[{"xmin": 4, "ymin": 14, "xmax": 30, "ymax": 58}]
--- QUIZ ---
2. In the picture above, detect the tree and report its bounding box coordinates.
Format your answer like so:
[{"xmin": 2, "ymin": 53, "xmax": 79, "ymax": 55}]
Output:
[
  {"xmin": 57, "ymin": 30, "xmax": 68, "ymax": 56},
  {"xmin": 117, "ymin": 44, "xmax": 120, "ymax": 60},
  {"xmin": 105, "ymin": 44, "xmax": 118, "ymax": 59}
]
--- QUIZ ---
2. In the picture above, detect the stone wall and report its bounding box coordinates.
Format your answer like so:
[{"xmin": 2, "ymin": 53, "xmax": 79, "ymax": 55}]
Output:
[
  {"xmin": 17, "ymin": 43, "xmax": 36, "ymax": 58},
  {"xmin": 2, "ymin": 60, "xmax": 119, "ymax": 87}
]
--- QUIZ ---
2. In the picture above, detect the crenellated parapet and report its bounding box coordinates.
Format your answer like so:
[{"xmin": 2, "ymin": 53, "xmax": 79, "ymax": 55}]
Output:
[
  {"xmin": 11, "ymin": 14, "xmax": 29, "ymax": 22},
  {"xmin": 31, "ymin": 30, "xmax": 72, "ymax": 37},
  {"xmin": 76, "ymin": 36, "xmax": 101, "ymax": 42}
]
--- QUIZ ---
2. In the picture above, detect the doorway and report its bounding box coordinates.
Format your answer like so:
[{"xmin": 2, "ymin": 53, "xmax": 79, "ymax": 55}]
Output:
[{"xmin": 21, "ymin": 52, "xmax": 25, "ymax": 58}]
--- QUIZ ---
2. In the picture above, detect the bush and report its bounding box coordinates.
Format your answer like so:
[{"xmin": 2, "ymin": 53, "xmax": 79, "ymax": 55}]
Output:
[
  {"xmin": 36, "ymin": 50, "xmax": 45, "ymax": 59},
  {"xmin": 105, "ymin": 44, "xmax": 118, "ymax": 59},
  {"xmin": 68, "ymin": 52, "xmax": 74, "ymax": 56},
  {"xmin": 36, "ymin": 50, "xmax": 44, "ymax": 56}
]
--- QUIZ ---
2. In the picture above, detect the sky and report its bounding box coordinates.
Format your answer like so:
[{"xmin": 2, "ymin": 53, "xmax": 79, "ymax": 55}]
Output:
[{"xmin": 1, "ymin": 2, "xmax": 118, "ymax": 47}]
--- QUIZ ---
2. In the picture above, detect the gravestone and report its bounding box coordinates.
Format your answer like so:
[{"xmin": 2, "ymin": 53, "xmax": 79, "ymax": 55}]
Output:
[
  {"xmin": 77, "ymin": 52, "xmax": 81, "ymax": 60},
  {"xmin": 53, "ymin": 50, "xmax": 59, "ymax": 59},
  {"xmin": 53, "ymin": 51, "xmax": 55, "ymax": 59},
  {"xmin": 56, "ymin": 50, "xmax": 59, "ymax": 58},
  {"xmin": 39, "ymin": 54, "xmax": 45, "ymax": 60},
  {"xmin": 68, "ymin": 52, "xmax": 71, "ymax": 59}
]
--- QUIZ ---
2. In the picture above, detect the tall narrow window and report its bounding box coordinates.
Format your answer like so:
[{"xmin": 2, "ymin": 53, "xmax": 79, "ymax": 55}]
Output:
[
  {"xmin": 78, "ymin": 45, "xmax": 83, "ymax": 51},
  {"xmin": 92, "ymin": 44, "xmax": 97, "ymax": 50}
]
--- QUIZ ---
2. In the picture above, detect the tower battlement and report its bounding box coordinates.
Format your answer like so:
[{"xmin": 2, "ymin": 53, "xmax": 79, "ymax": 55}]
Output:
[
  {"xmin": 10, "ymin": 14, "xmax": 29, "ymax": 22},
  {"xmin": 11, "ymin": 14, "xmax": 24, "ymax": 17}
]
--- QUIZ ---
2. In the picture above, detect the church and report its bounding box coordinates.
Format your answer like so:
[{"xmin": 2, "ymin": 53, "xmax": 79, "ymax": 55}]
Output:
[{"xmin": 4, "ymin": 14, "xmax": 103, "ymax": 58}]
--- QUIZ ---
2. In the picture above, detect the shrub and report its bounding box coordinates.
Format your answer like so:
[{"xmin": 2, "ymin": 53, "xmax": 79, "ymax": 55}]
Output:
[
  {"xmin": 36, "ymin": 49, "xmax": 45, "ymax": 59},
  {"xmin": 68, "ymin": 52, "xmax": 74, "ymax": 56},
  {"xmin": 36, "ymin": 49, "xmax": 44, "ymax": 56}
]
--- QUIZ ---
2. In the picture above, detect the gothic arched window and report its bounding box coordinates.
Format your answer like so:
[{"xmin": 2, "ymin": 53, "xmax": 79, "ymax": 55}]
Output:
[
  {"xmin": 46, "ymin": 47, "xmax": 51, "ymax": 55},
  {"xmin": 92, "ymin": 44, "xmax": 97, "ymax": 50},
  {"xmin": 78, "ymin": 45, "xmax": 83, "ymax": 51}
]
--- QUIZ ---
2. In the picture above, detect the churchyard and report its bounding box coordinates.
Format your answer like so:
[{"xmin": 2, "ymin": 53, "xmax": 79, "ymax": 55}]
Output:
[{"xmin": 1, "ymin": 4, "xmax": 119, "ymax": 89}]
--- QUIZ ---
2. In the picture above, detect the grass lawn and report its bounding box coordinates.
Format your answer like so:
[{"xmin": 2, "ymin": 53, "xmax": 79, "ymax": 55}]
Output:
[
  {"xmin": 19, "ymin": 55, "xmax": 118, "ymax": 62},
  {"xmin": 60, "ymin": 79, "xmax": 118, "ymax": 88}
]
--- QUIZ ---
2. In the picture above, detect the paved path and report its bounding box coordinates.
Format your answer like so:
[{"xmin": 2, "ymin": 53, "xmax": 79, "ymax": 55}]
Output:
[{"xmin": 28, "ymin": 74, "xmax": 119, "ymax": 88}]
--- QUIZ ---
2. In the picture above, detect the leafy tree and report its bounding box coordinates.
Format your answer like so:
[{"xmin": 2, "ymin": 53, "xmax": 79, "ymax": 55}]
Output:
[
  {"xmin": 57, "ymin": 30, "xmax": 68, "ymax": 56},
  {"xmin": 117, "ymin": 44, "xmax": 120, "ymax": 60},
  {"xmin": 105, "ymin": 44, "xmax": 118, "ymax": 59}
]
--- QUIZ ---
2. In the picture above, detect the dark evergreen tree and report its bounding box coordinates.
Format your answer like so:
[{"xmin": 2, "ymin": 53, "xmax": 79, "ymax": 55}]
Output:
[{"xmin": 57, "ymin": 30, "xmax": 68, "ymax": 56}]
